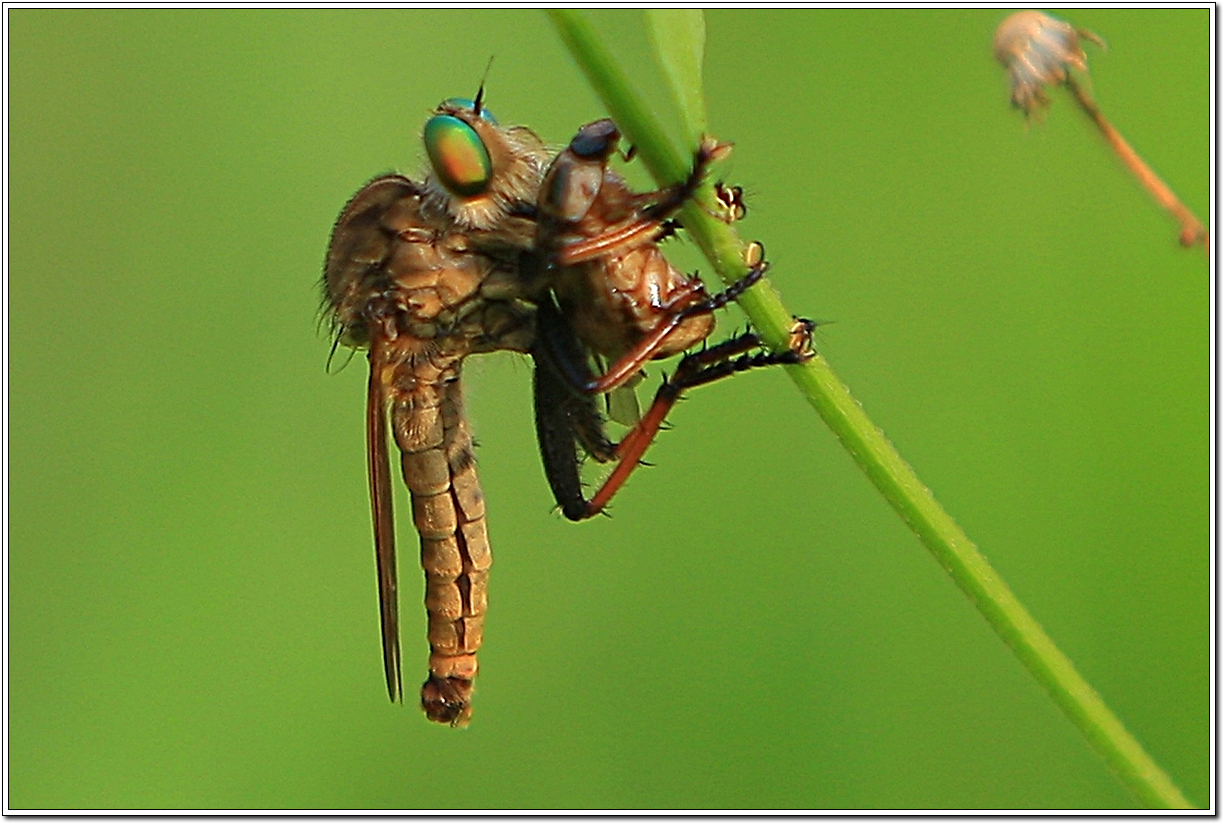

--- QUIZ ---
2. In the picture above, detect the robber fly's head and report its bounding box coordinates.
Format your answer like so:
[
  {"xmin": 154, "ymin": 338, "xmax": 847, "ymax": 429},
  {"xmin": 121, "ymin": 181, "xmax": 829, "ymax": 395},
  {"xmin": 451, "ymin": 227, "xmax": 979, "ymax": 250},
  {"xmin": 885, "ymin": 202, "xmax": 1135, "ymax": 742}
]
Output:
[
  {"xmin": 421, "ymin": 95, "xmax": 550, "ymax": 233},
  {"xmin": 424, "ymin": 97, "xmax": 499, "ymax": 198}
]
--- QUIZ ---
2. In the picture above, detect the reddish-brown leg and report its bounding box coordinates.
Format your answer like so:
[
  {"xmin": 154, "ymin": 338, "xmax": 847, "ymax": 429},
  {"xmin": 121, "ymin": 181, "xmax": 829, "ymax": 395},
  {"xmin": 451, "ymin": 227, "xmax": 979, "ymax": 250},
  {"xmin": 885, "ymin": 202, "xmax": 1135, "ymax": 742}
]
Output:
[
  {"xmin": 570, "ymin": 263, "xmax": 770, "ymax": 396},
  {"xmin": 554, "ymin": 218, "xmax": 673, "ymax": 266},
  {"xmin": 554, "ymin": 139, "xmax": 726, "ymax": 266},
  {"xmin": 581, "ymin": 324, "xmax": 813, "ymax": 518}
]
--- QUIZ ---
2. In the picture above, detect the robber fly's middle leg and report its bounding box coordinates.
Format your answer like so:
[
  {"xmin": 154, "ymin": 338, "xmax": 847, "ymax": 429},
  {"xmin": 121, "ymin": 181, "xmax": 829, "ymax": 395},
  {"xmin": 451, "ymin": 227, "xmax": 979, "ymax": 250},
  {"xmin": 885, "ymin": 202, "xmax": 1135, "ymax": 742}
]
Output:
[{"xmin": 569, "ymin": 261, "xmax": 772, "ymax": 397}]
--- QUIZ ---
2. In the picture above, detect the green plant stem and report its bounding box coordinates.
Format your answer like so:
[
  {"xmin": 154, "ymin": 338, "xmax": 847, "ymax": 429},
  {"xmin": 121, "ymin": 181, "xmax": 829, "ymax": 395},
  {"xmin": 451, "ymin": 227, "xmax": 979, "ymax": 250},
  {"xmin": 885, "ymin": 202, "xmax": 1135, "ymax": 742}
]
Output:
[
  {"xmin": 548, "ymin": 9, "xmax": 1195, "ymax": 810},
  {"xmin": 646, "ymin": 10, "xmax": 708, "ymax": 147}
]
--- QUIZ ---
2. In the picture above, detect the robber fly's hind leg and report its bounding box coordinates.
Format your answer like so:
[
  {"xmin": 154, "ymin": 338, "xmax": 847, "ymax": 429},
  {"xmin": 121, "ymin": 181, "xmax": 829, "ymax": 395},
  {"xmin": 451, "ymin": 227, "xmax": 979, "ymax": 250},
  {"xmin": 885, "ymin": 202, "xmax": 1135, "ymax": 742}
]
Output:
[{"xmin": 579, "ymin": 316, "xmax": 815, "ymax": 519}]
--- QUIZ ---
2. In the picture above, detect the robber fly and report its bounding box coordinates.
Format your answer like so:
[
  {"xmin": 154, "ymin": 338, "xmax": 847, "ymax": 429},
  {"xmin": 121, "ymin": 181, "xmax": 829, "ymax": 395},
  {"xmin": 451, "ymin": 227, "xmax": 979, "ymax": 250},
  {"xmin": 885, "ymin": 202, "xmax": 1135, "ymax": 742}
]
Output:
[
  {"xmin": 326, "ymin": 94, "xmax": 808, "ymax": 725},
  {"xmin": 323, "ymin": 93, "xmax": 550, "ymax": 726},
  {"xmin": 527, "ymin": 119, "xmax": 814, "ymax": 521}
]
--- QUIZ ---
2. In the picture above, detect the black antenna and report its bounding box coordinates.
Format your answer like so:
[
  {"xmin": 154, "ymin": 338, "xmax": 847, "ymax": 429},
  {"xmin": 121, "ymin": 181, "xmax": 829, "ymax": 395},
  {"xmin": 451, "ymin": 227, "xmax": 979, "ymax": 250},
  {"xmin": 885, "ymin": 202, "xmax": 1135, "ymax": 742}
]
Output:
[{"xmin": 472, "ymin": 55, "xmax": 495, "ymax": 115}]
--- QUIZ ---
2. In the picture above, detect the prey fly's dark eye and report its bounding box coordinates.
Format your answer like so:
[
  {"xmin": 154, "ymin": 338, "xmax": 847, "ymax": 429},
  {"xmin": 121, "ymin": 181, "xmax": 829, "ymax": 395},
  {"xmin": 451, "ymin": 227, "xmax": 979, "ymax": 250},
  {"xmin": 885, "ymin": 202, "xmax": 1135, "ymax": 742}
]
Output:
[
  {"xmin": 568, "ymin": 119, "xmax": 619, "ymax": 159},
  {"xmin": 424, "ymin": 114, "xmax": 493, "ymax": 198}
]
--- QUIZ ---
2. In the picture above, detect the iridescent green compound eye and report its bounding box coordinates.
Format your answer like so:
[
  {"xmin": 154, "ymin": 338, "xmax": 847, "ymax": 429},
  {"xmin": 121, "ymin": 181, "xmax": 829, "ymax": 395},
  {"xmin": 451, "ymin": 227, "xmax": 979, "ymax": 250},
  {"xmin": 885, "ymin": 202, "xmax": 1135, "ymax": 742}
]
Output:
[{"xmin": 424, "ymin": 114, "xmax": 492, "ymax": 198}]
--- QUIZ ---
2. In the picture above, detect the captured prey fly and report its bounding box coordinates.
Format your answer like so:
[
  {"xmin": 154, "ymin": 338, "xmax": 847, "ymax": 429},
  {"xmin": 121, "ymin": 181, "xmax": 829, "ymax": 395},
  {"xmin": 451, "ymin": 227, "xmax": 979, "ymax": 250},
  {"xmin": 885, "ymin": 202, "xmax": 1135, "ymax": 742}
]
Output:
[
  {"xmin": 526, "ymin": 118, "xmax": 814, "ymax": 523},
  {"xmin": 323, "ymin": 92, "xmax": 551, "ymax": 726}
]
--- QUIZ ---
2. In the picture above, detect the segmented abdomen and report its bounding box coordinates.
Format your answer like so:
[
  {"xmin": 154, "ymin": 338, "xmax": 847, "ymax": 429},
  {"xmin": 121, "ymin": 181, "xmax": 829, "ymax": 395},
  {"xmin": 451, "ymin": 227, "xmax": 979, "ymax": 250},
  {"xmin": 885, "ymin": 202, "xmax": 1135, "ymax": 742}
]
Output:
[{"xmin": 388, "ymin": 359, "xmax": 490, "ymax": 726}]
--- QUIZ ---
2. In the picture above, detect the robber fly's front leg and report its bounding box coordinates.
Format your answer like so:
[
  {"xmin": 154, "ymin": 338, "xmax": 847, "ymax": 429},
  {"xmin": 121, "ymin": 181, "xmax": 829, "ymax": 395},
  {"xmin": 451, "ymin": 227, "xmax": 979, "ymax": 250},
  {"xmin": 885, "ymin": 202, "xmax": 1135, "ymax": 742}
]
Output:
[{"xmin": 553, "ymin": 135, "xmax": 731, "ymax": 268}]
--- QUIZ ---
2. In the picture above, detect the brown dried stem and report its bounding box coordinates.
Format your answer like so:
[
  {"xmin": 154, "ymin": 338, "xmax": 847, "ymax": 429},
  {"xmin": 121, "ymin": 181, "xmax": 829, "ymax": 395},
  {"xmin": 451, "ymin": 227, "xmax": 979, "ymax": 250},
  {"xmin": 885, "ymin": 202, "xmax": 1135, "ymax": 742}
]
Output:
[{"xmin": 1067, "ymin": 76, "xmax": 1208, "ymax": 252}]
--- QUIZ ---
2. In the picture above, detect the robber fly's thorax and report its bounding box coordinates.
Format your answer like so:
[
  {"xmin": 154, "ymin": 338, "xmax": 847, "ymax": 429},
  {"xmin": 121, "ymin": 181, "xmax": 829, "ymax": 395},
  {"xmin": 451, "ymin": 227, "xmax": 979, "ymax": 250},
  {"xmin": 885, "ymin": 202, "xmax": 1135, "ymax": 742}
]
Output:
[{"xmin": 325, "ymin": 175, "xmax": 532, "ymax": 359}]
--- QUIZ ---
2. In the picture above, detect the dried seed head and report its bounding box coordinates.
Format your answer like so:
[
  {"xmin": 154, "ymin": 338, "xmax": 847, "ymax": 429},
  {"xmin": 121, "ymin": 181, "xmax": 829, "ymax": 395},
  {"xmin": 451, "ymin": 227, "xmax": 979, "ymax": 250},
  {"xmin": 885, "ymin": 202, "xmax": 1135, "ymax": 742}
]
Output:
[{"xmin": 993, "ymin": 10, "xmax": 1104, "ymax": 114}]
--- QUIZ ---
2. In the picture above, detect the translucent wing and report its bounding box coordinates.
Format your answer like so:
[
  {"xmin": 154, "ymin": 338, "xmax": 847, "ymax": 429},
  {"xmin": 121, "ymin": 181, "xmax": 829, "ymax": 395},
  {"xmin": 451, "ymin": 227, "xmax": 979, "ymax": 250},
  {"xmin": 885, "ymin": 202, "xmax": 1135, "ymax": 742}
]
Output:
[
  {"xmin": 605, "ymin": 382, "xmax": 642, "ymax": 428},
  {"xmin": 365, "ymin": 345, "xmax": 401, "ymax": 702}
]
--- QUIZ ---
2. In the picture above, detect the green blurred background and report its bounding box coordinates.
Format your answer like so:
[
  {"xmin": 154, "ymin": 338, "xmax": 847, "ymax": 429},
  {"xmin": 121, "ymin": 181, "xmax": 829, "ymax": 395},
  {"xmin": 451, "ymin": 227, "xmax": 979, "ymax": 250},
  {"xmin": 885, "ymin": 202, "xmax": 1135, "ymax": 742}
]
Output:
[{"xmin": 7, "ymin": 8, "xmax": 1209, "ymax": 810}]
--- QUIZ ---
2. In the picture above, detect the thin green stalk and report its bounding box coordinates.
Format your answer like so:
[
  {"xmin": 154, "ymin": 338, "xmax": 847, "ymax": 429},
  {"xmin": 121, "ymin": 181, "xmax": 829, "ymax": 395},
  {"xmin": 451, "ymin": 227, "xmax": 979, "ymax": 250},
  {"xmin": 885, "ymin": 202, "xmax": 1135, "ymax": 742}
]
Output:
[
  {"xmin": 548, "ymin": 9, "xmax": 1194, "ymax": 810},
  {"xmin": 646, "ymin": 9, "xmax": 708, "ymax": 147}
]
